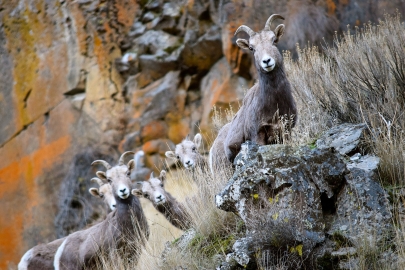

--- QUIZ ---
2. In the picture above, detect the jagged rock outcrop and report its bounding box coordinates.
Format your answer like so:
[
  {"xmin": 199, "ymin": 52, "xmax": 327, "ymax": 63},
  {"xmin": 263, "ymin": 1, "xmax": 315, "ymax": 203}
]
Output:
[{"xmin": 215, "ymin": 123, "xmax": 393, "ymax": 269}]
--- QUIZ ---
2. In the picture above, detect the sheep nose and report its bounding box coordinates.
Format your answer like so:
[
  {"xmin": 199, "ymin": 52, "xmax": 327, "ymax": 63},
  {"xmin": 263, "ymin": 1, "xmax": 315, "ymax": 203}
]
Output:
[
  {"xmin": 185, "ymin": 160, "xmax": 191, "ymax": 165},
  {"xmin": 263, "ymin": 58, "xmax": 271, "ymax": 65},
  {"xmin": 157, "ymin": 195, "xmax": 162, "ymax": 200},
  {"xmin": 120, "ymin": 188, "xmax": 127, "ymax": 193}
]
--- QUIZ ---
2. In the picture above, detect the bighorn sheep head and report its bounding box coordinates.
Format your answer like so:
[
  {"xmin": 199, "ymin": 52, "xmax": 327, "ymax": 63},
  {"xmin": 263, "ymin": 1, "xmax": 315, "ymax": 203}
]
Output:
[
  {"xmin": 132, "ymin": 170, "xmax": 167, "ymax": 205},
  {"xmin": 235, "ymin": 14, "xmax": 285, "ymax": 73},
  {"xmin": 91, "ymin": 151, "xmax": 135, "ymax": 199},
  {"xmin": 165, "ymin": 134, "xmax": 203, "ymax": 169},
  {"xmin": 89, "ymin": 177, "xmax": 116, "ymax": 210}
]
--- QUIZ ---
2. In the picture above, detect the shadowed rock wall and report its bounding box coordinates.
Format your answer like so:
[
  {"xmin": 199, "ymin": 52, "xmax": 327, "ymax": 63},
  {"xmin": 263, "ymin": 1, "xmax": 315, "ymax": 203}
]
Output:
[{"xmin": 0, "ymin": 0, "xmax": 404, "ymax": 267}]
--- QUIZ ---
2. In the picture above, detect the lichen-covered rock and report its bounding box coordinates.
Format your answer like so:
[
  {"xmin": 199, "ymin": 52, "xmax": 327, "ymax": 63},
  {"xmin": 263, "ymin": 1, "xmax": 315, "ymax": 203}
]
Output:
[
  {"xmin": 225, "ymin": 237, "xmax": 255, "ymax": 267},
  {"xmin": 316, "ymin": 123, "xmax": 367, "ymax": 155},
  {"xmin": 161, "ymin": 229, "xmax": 198, "ymax": 267},
  {"xmin": 216, "ymin": 124, "xmax": 393, "ymax": 268},
  {"xmin": 332, "ymin": 161, "xmax": 392, "ymax": 243}
]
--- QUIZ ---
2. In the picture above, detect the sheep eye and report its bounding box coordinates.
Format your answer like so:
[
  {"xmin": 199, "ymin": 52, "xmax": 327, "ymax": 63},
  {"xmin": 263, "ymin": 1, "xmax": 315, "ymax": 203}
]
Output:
[
  {"xmin": 160, "ymin": 184, "xmax": 164, "ymax": 187},
  {"xmin": 249, "ymin": 46, "xmax": 254, "ymax": 51},
  {"xmin": 100, "ymin": 194, "xmax": 104, "ymax": 198},
  {"xmin": 176, "ymin": 155, "xmax": 180, "ymax": 159},
  {"xmin": 144, "ymin": 194, "xmax": 149, "ymax": 198},
  {"xmin": 107, "ymin": 179, "xmax": 112, "ymax": 184},
  {"xmin": 126, "ymin": 171, "xmax": 130, "ymax": 176},
  {"xmin": 192, "ymin": 147, "xmax": 196, "ymax": 151}
]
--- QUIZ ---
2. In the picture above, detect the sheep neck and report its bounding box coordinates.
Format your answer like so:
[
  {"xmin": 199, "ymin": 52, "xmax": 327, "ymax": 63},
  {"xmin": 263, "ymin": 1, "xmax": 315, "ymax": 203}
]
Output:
[
  {"xmin": 115, "ymin": 194, "xmax": 148, "ymax": 235},
  {"xmin": 257, "ymin": 64, "xmax": 287, "ymax": 100},
  {"xmin": 155, "ymin": 192, "xmax": 189, "ymax": 230}
]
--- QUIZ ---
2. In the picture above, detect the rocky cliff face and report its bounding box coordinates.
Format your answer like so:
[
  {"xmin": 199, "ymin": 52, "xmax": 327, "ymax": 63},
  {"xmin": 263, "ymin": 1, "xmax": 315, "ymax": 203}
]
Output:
[{"xmin": 0, "ymin": 0, "xmax": 404, "ymax": 267}]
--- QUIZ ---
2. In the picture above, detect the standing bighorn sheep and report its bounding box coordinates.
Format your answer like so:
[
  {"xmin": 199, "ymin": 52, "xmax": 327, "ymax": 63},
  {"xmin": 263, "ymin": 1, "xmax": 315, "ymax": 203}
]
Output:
[
  {"xmin": 165, "ymin": 134, "xmax": 206, "ymax": 169},
  {"xmin": 210, "ymin": 14, "xmax": 297, "ymax": 168},
  {"xmin": 18, "ymin": 176, "xmax": 118, "ymax": 270},
  {"xmin": 133, "ymin": 170, "xmax": 192, "ymax": 230},
  {"xmin": 130, "ymin": 150, "xmax": 152, "ymax": 182},
  {"xmin": 54, "ymin": 151, "xmax": 149, "ymax": 269}
]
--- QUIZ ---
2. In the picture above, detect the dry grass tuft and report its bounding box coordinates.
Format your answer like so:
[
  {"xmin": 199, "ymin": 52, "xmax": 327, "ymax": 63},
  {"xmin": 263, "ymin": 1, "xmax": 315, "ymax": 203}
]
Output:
[{"xmin": 285, "ymin": 12, "xmax": 405, "ymax": 186}]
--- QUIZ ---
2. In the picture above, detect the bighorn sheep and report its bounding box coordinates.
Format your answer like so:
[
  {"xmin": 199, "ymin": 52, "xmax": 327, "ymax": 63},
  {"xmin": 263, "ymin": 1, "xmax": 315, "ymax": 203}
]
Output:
[
  {"xmin": 133, "ymin": 170, "xmax": 192, "ymax": 230},
  {"xmin": 18, "ymin": 177, "xmax": 118, "ymax": 270},
  {"xmin": 165, "ymin": 133, "xmax": 206, "ymax": 169},
  {"xmin": 54, "ymin": 151, "xmax": 149, "ymax": 269},
  {"xmin": 18, "ymin": 238, "xmax": 66, "ymax": 270},
  {"xmin": 89, "ymin": 176, "xmax": 116, "ymax": 211},
  {"xmin": 210, "ymin": 14, "xmax": 297, "ymax": 168},
  {"xmin": 209, "ymin": 123, "xmax": 233, "ymax": 174},
  {"xmin": 130, "ymin": 150, "xmax": 152, "ymax": 182}
]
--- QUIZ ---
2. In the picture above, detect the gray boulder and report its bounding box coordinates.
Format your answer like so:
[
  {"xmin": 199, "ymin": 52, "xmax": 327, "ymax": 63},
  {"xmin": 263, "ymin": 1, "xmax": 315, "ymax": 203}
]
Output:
[{"xmin": 316, "ymin": 123, "xmax": 367, "ymax": 155}]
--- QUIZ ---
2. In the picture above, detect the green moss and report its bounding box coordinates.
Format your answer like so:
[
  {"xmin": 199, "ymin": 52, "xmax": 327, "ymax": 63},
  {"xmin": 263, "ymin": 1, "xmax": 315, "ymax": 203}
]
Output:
[
  {"xmin": 236, "ymin": 220, "xmax": 246, "ymax": 233},
  {"xmin": 188, "ymin": 233, "xmax": 236, "ymax": 258},
  {"xmin": 188, "ymin": 233, "xmax": 204, "ymax": 249},
  {"xmin": 332, "ymin": 231, "xmax": 351, "ymax": 249},
  {"xmin": 308, "ymin": 139, "xmax": 317, "ymax": 149},
  {"xmin": 200, "ymin": 234, "xmax": 235, "ymax": 257},
  {"xmin": 172, "ymin": 237, "xmax": 181, "ymax": 245}
]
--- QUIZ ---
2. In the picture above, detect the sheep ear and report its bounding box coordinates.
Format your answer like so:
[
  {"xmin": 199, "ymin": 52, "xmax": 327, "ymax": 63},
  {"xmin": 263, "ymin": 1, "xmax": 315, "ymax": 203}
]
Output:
[
  {"xmin": 89, "ymin": 188, "xmax": 100, "ymax": 197},
  {"xmin": 193, "ymin": 133, "xmax": 202, "ymax": 148},
  {"xmin": 96, "ymin": 171, "xmax": 107, "ymax": 180},
  {"xmin": 165, "ymin": 151, "xmax": 176, "ymax": 159},
  {"xmin": 236, "ymin": 38, "xmax": 250, "ymax": 50},
  {"xmin": 127, "ymin": 159, "xmax": 135, "ymax": 171},
  {"xmin": 274, "ymin": 24, "xmax": 285, "ymax": 43},
  {"xmin": 159, "ymin": 170, "xmax": 167, "ymax": 182},
  {"xmin": 131, "ymin": 189, "xmax": 143, "ymax": 197},
  {"xmin": 149, "ymin": 172, "xmax": 155, "ymax": 179}
]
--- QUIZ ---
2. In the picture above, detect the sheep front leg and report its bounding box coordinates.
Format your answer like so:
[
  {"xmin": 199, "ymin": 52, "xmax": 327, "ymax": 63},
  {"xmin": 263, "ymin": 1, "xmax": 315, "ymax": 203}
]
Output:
[
  {"xmin": 256, "ymin": 125, "xmax": 271, "ymax": 145},
  {"xmin": 209, "ymin": 123, "xmax": 232, "ymax": 174},
  {"xmin": 225, "ymin": 125, "xmax": 245, "ymax": 163}
]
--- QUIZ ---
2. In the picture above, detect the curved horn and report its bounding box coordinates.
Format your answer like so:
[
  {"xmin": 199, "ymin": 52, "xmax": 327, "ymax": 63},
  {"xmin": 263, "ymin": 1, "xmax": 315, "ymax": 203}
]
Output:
[
  {"xmin": 91, "ymin": 160, "xmax": 112, "ymax": 170},
  {"xmin": 118, "ymin": 151, "xmax": 135, "ymax": 166},
  {"xmin": 91, "ymin": 177, "xmax": 105, "ymax": 186},
  {"xmin": 264, "ymin": 14, "xmax": 284, "ymax": 31},
  {"xmin": 235, "ymin": 25, "xmax": 256, "ymax": 37}
]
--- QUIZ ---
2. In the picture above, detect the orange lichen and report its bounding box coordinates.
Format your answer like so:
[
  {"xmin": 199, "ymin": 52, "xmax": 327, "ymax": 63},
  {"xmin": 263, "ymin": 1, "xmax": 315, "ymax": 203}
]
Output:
[
  {"xmin": 115, "ymin": 0, "xmax": 138, "ymax": 28},
  {"xmin": 326, "ymin": 0, "xmax": 336, "ymax": 15},
  {"xmin": 0, "ymin": 214, "xmax": 24, "ymax": 269},
  {"xmin": 141, "ymin": 121, "xmax": 168, "ymax": 142},
  {"xmin": 0, "ymin": 135, "xmax": 70, "ymax": 267},
  {"xmin": 168, "ymin": 120, "xmax": 190, "ymax": 144},
  {"xmin": 0, "ymin": 135, "xmax": 70, "ymax": 198}
]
